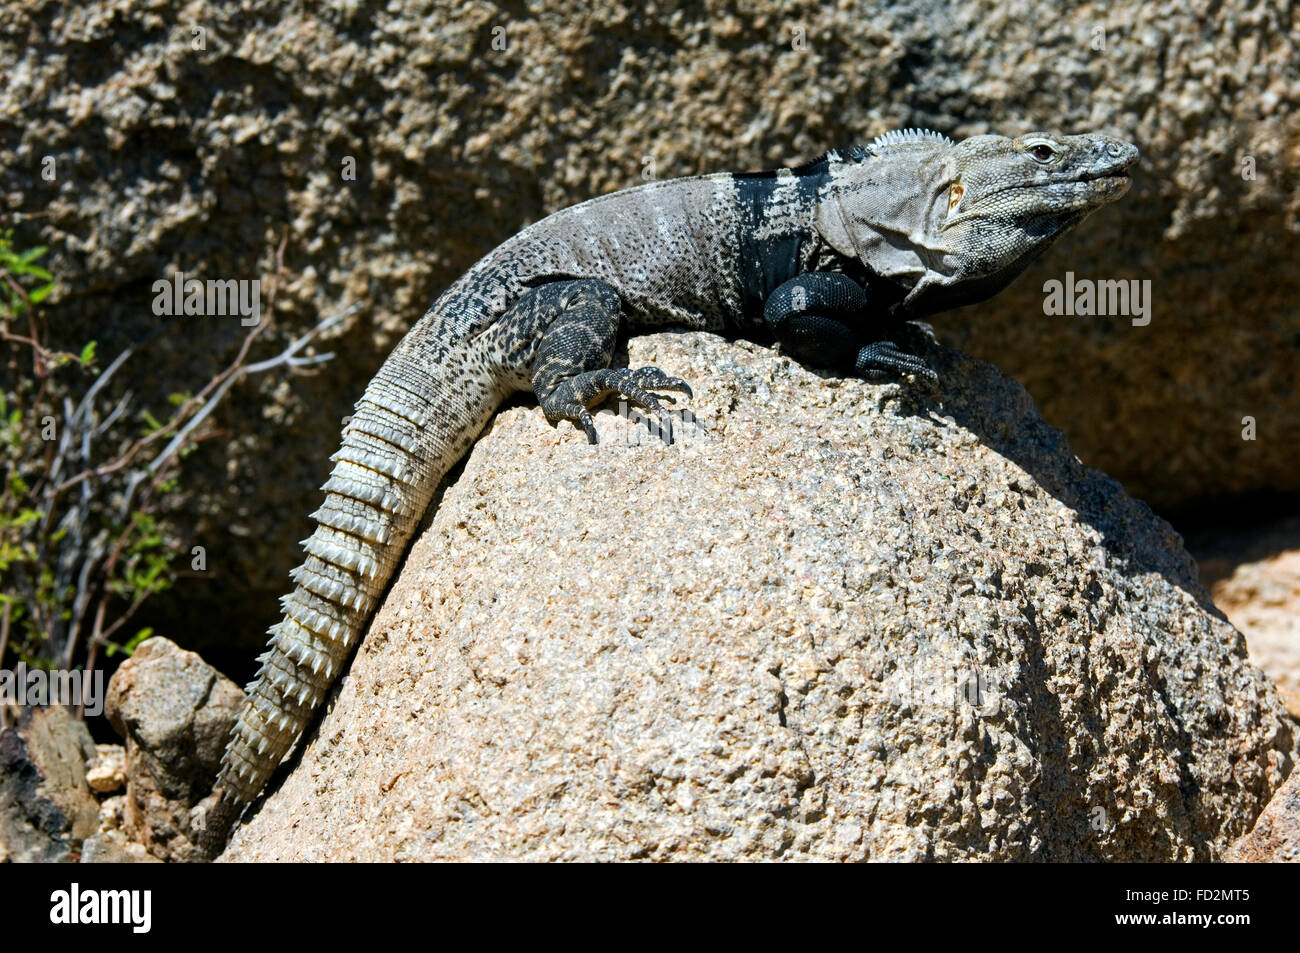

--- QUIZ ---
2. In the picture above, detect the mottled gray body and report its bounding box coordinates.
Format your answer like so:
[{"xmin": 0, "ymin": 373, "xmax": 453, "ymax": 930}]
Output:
[
  {"xmin": 212, "ymin": 129, "xmax": 1137, "ymax": 843},
  {"xmin": 421, "ymin": 171, "xmax": 811, "ymax": 347}
]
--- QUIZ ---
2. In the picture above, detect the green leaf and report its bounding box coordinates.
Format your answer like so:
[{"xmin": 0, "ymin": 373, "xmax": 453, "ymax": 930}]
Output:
[
  {"xmin": 17, "ymin": 246, "xmax": 47, "ymax": 265},
  {"xmin": 28, "ymin": 283, "xmax": 54, "ymax": 304},
  {"xmin": 79, "ymin": 341, "xmax": 96, "ymax": 366},
  {"xmin": 105, "ymin": 627, "xmax": 153, "ymax": 658},
  {"xmin": 11, "ymin": 507, "xmax": 42, "ymax": 527}
]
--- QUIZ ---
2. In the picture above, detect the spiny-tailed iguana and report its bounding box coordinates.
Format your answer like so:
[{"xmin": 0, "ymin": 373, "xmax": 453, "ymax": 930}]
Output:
[{"xmin": 208, "ymin": 128, "xmax": 1137, "ymax": 850}]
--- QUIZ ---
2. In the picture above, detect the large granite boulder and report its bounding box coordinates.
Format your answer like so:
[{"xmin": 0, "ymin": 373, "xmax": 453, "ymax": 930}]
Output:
[{"xmin": 222, "ymin": 333, "xmax": 1296, "ymax": 861}]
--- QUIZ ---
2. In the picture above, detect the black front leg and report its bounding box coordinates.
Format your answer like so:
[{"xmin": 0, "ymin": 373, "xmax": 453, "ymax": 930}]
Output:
[
  {"xmin": 522, "ymin": 279, "xmax": 693, "ymax": 444},
  {"xmin": 763, "ymin": 273, "xmax": 938, "ymax": 385}
]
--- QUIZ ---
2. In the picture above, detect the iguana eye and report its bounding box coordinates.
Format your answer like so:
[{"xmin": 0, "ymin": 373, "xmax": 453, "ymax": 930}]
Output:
[
  {"xmin": 948, "ymin": 181, "xmax": 964, "ymax": 210},
  {"xmin": 1030, "ymin": 144, "xmax": 1055, "ymax": 162}
]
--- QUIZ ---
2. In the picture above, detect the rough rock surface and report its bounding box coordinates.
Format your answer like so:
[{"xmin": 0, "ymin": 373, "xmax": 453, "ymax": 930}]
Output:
[
  {"xmin": 80, "ymin": 795, "xmax": 161, "ymax": 863},
  {"xmin": 1190, "ymin": 516, "xmax": 1300, "ymax": 720},
  {"xmin": 85, "ymin": 743, "xmax": 127, "ymax": 794},
  {"xmin": 0, "ymin": 705, "xmax": 100, "ymax": 863},
  {"xmin": 223, "ymin": 334, "xmax": 1296, "ymax": 862},
  {"xmin": 80, "ymin": 829, "xmax": 161, "ymax": 863},
  {"xmin": 106, "ymin": 637, "xmax": 244, "ymax": 862},
  {"xmin": 1225, "ymin": 767, "xmax": 1300, "ymax": 862},
  {"xmin": 2, "ymin": 0, "xmax": 1297, "ymax": 657}
]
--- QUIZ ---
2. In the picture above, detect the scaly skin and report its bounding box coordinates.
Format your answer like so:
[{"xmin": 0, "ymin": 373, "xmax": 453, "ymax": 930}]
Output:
[{"xmin": 208, "ymin": 128, "xmax": 1137, "ymax": 851}]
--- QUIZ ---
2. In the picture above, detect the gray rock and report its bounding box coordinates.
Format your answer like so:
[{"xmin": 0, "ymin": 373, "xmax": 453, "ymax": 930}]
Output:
[
  {"xmin": 77, "ymin": 793, "xmax": 157, "ymax": 861},
  {"xmin": 106, "ymin": 637, "xmax": 243, "ymax": 862},
  {"xmin": 1, "ymin": 0, "xmax": 1295, "ymax": 655},
  {"xmin": 223, "ymin": 333, "xmax": 1297, "ymax": 861},
  {"xmin": 80, "ymin": 829, "xmax": 162, "ymax": 864},
  {"xmin": 0, "ymin": 705, "xmax": 100, "ymax": 863}
]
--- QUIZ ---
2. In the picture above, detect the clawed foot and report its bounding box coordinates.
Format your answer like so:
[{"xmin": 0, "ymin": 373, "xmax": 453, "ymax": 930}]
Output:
[
  {"xmin": 855, "ymin": 340, "xmax": 939, "ymax": 386},
  {"xmin": 540, "ymin": 366, "xmax": 694, "ymax": 443}
]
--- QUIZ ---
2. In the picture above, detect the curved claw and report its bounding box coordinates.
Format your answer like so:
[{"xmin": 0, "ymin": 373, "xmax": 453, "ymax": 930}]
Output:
[
  {"xmin": 855, "ymin": 341, "xmax": 939, "ymax": 386},
  {"xmin": 545, "ymin": 402, "xmax": 599, "ymax": 443},
  {"xmin": 624, "ymin": 386, "xmax": 666, "ymax": 415},
  {"xmin": 539, "ymin": 365, "xmax": 697, "ymax": 444},
  {"xmin": 667, "ymin": 378, "xmax": 693, "ymax": 400},
  {"xmin": 631, "ymin": 366, "xmax": 694, "ymax": 400}
]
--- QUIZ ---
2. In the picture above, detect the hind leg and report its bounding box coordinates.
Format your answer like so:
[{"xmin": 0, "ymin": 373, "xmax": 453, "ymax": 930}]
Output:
[{"xmin": 523, "ymin": 279, "xmax": 692, "ymax": 443}]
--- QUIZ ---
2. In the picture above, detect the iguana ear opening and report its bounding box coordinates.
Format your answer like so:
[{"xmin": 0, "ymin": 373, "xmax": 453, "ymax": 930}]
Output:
[{"xmin": 948, "ymin": 181, "xmax": 964, "ymax": 213}]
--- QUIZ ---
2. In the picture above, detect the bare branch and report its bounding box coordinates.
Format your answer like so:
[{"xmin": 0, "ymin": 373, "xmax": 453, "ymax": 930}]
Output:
[
  {"xmin": 4, "ymin": 219, "xmax": 360, "ymax": 671},
  {"xmin": 0, "ymin": 602, "xmax": 10, "ymax": 667},
  {"xmin": 147, "ymin": 303, "xmax": 355, "ymax": 477}
]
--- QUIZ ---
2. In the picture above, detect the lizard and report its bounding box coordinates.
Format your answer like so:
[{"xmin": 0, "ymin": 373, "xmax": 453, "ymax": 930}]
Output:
[{"xmin": 205, "ymin": 128, "xmax": 1137, "ymax": 852}]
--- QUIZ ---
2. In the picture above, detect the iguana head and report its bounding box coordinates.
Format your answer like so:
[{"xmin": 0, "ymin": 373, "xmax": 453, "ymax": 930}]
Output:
[{"xmin": 815, "ymin": 129, "xmax": 1139, "ymax": 316}]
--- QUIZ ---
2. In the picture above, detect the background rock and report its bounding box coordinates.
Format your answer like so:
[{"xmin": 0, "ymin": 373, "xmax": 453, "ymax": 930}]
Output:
[
  {"xmin": 85, "ymin": 743, "xmax": 127, "ymax": 794},
  {"xmin": 2, "ymin": 0, "xmax": 1296, "ymax": 663},
  {"xmin": 80, "ymin": 829, "xmax": 162, "ymax": 863},
  {"xmin": 223, "ymin": 333, "xmax": 1296, "ymax": 862},
  {"xmin": 1225, "ymin": 767, "xmax": 1300, "ymax": 862},
  {"xmin": 0, "ymin": 706, "xmax": 100, "ymax": 863},
  {"xmin": 80, "ymin": 794, "xmax": 162, "ymax": 863},
  {"xmin": 1188, "ymin": 515, "xmax": 1300, "ymax": 720},
  {"xmin": 106, "ymin": 636, "xmax": 244, "ymax": 862}
]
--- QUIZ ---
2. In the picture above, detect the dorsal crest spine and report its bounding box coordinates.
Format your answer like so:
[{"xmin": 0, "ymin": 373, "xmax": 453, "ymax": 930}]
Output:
[
  {"xmin": 866, "ymin": 128, "xmax": 954, "ymax": 155},
  {"xmin": 799, "ymin": 128, "xmax": 953, "ymax": 171}
]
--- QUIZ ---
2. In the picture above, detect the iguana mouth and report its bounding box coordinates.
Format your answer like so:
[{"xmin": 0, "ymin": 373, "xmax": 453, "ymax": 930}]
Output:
[
  {"xmin": 1081, "ymin": 170, "xmax": 1134, "ymax": 200},
  {"xmin": 1078, "ymin": 168, "xmax": 1131, "ymax": 184},
  {"xmin": 971, "ymin": 169, "xmax": 1131, "ymax": 207}
]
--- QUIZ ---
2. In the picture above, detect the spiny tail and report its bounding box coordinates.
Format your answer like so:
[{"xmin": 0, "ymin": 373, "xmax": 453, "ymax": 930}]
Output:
[{"xmin": 214, "ymin": 346, "xmax": 493, "ymax": 821}]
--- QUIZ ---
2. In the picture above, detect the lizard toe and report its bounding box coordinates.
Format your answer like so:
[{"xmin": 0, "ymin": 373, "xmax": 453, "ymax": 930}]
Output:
[
  {"xmin": 542, "ymin": 400, "xmax": 600, "ymax": 443},
  {"xmin": 630, "ymin": 366, "xmax": 694, "ymax": 399},
  {"xmin": 855, "ymin": 341, "xmax": 940, "ymax": 386},
  {"xmin": 622, "ymin": 385, "xmax": 666, "ymax": 415}
]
